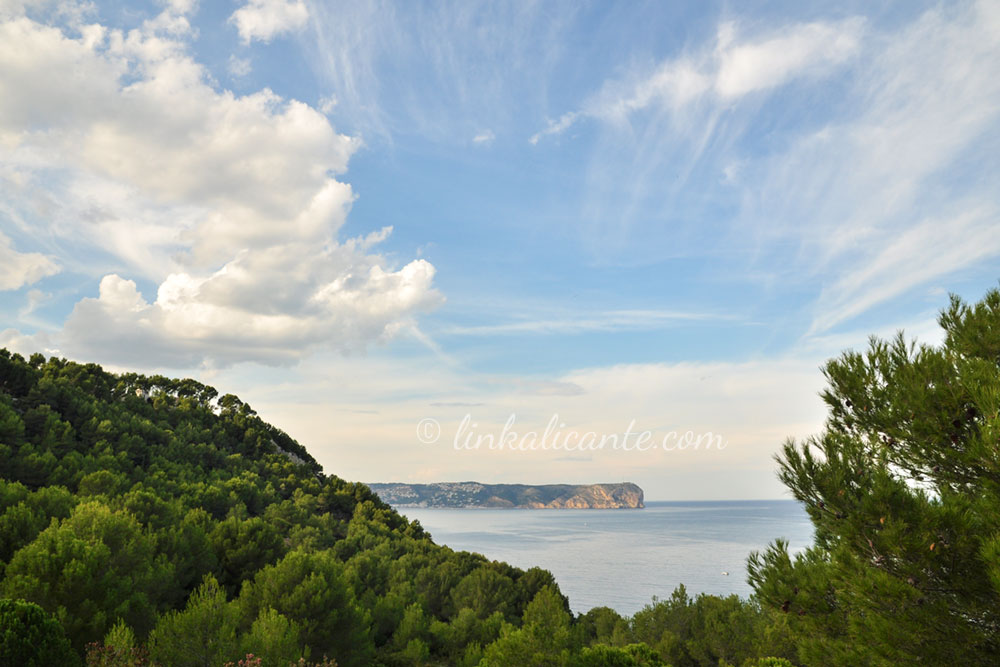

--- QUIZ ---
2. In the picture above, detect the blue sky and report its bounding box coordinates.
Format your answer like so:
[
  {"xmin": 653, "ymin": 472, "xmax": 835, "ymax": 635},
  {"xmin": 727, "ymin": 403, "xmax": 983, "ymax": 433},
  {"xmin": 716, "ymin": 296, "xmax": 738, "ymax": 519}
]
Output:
[{"xmin": 1, "ymin": 0, "xmax": 999, "ymax": 499}]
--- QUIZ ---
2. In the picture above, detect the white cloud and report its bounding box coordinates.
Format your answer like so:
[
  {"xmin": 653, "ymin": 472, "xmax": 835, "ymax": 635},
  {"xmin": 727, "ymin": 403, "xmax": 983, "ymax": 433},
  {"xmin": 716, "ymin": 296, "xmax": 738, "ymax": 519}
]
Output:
[
  {"xmin": 0, "ymin": 327, "xmax": 55, "ymax": 357},
  {"xmin": 441, "ymin": 309, "xmax": 730, "ymax": 336},
  {"xmin": 809, "ymin": 206, "xmax": 1000, "ymax": 334},
  {"xmin": 742, "ymin": 1, "xmax": 1000, "ymax": 332},
  {"xmin": 164, "ymin": 0, "xmax": 197, "ymax": 16},
  {"xmin": 227, "ymin": 350, "xmax": 831, "ymax": 499},
  {"xmin": 714, "ymin": 19, "xmax": 863, "ymax": 98},
  {"xmin": 0, "ymin": 11, "xmax": 357, "ymax": 272},
  {"xmin": 529, "ymin": 111, "xmax": 578, "ymax": 145},
  {"xmin": 528, "ymin": 2, "xmax": 1000, "ymax": 334},
  {"xmin": 229, "ymin": 0, "xmax": 308, "ymax": 44},
  {"xmin": 0, "ymin": 7, "xmax": 439, "ymax": 367},
  {"xmin": 18, "ymin": 288, "xmax": 50, "ymax": 318},
  {"xmin": 533, "ymin": 17, "xmax": 864, "ymax": 140},
  {"xmin": 0, "ymin": 231, "xmax": 58, "ymax": 290},
  {"xmin": 472, "ymin": 129, "xmax": 495, "ymax": 145},
  {"xmin": 60, "ymin": 248, "xmax": 440, "ymax": 367},
  {"xmin": 0, "ymin": 0, "xmax": 94, "ymax": 24},
  {"xmin": 203, "ymin": 306, "xmax": 949, "ymax": 499},
  {"xmin": 561, "ymin": 359, "xmax": 826, "ymax": 454},
  {"xmin": 519, "ymin": 16, "xmax": 866, "ymax": 259},
  {"xmin": 304, "ymin": 1, "xmax": 575, "ymax": 143},
  {"xmin": 798, "ymin": 313, "xmax": 944, "ymax": 359},
  {"xmin": 228, "ymin": 54, "xmax": 251, "ymax": 77},
  {"xmin": 318, "ymin": 94, "xmax": 337, "ymax": 115}
]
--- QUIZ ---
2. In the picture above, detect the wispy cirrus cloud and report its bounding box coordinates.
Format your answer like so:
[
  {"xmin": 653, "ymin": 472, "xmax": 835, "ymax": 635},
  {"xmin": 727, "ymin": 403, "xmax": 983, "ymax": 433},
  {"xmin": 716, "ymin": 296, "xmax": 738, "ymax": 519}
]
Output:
[
  {"xmin": 532, "ymin": 17, "xmax": 865, "ymax": 141},
  {"xmin": 522, "ymin": 15, "xmax": 869, "ymax": 267},
  {"xmin": 528, "ymin": 111, "xmax": 577, "ymax": 145},
  {"xmin": 472, "ymin": 129, "xmax": 495, "ymax": 145},
  {"xmin": 740, "ymin": 1, "xmax": 1000, "ymax": 333},
  {"xmin": 529, "ymin": 2, "xmax": 1000, "ymax": 334},
  {"xmin": 807, "ymin": 206, "xmax": 1000, "ymax": 335},
  {"xmin": 303, "ymin": 0, "xmax": 578, "ymax": 142},
  {"xmin": 441, "ymin": 309, "xmax": 733, "ymax": 336}
]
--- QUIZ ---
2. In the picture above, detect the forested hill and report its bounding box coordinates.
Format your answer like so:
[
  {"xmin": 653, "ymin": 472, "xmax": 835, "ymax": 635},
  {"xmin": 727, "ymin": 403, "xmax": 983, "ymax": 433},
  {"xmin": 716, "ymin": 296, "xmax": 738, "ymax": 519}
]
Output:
[
  {"xmin": 0, "ymin": 350, "xmax": 561, "ymax": 665},
  {"xmin": 0, "ymin": 349, "xmax": 799, "ymax": 666}
]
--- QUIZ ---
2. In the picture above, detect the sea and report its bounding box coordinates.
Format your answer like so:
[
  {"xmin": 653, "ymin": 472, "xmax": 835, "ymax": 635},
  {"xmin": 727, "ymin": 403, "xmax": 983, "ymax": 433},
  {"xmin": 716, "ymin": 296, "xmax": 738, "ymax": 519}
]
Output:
[{"xmin": 398, "ymin": 500, "xmax": 813, "ymax": 616}]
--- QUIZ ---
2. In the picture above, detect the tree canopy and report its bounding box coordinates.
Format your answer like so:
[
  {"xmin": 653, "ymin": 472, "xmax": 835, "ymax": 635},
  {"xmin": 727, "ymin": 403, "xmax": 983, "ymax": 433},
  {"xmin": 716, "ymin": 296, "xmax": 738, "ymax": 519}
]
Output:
[{"xmin": 749, "ymin": 287, "xmax": 1000, "ymax": 665}]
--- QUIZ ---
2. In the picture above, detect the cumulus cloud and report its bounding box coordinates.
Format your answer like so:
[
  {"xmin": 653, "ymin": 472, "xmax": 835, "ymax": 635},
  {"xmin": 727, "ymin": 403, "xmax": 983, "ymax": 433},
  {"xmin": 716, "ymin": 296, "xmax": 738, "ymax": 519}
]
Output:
[
  {"xmin": 0, "ymin": 232, "xmax": 58, "ymax": 290},
  {"xmin": 0, "ymin": 327, "xmax": 56, "ymax": 358},
  {"xmin": 0, "ymin": 5, "xmax": 440, "ymax": 367},
  {"xmin": 229, "ymin": 0, "xmax": 308, "ymax": 44},
  {"xmin": 1, "ymin": 8, "xmax": 356, "ymax": 268},
  {"xmin": 62, "ymin": 250, "xmax": 440, "ymax": 368}
]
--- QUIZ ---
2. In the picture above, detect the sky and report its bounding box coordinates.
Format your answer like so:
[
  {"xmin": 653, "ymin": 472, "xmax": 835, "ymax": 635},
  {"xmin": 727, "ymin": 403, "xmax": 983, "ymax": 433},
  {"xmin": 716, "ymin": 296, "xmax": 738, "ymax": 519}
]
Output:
[{"xmin": 1, "ymin": 0, "xmax": 999, "ymax": 500}]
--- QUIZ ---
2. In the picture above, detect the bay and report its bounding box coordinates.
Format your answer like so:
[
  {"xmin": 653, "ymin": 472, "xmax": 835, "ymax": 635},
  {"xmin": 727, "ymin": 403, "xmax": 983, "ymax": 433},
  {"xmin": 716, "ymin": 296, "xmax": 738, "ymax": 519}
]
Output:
[{"xmin": 399, "ymin": 500, "xmax": 814, "ymax": 615}]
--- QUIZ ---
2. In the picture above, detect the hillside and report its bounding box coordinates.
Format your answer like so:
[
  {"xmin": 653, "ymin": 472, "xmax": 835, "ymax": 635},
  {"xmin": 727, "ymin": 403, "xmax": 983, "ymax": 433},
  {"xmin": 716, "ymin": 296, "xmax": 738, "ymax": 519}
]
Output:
[
  {"xmin": 0, "ymin": 349, "xmax": 797, "ymax": 666},
  {"xmin": 0, "ymin": 350, "xmax": 563, "ymax": 665},
  {"xmin": 370, "ymin": 482, "xmax": 645, "ymax": 509}
]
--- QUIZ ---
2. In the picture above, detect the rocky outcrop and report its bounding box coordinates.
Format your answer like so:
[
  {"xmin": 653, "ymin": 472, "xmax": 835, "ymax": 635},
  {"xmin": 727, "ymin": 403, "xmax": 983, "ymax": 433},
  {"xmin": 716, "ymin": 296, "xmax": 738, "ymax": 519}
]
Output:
[{"xmin": 368, "ymin": 482, "xmax": 644, "ymax": 509}]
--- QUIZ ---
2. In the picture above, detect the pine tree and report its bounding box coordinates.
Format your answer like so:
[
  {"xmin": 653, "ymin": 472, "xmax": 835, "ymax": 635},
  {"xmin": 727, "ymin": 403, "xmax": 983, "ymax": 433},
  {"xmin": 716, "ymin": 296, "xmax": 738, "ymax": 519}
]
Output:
[
  {"xmin": 0, "ymin": 598, "xmax": 78, "ymax": 667},
  {"xmin": 749, "ymin": 287, "xmax": 1000, "ymax": 665}
]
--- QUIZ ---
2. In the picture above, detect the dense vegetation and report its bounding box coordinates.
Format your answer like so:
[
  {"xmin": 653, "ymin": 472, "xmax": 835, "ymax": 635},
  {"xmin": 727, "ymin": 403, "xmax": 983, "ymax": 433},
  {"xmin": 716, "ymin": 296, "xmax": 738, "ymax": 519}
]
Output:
[
  {"xmin": 748, "ymin": 288, "xmax": 1000, "ymax": 665},
  {"xmin": 0, "ymin": 348, "xmax": 793, "ymax": 666},
  {"xmin": 2, "ymin": 285, "xmax": 998, "ymax": 665}
]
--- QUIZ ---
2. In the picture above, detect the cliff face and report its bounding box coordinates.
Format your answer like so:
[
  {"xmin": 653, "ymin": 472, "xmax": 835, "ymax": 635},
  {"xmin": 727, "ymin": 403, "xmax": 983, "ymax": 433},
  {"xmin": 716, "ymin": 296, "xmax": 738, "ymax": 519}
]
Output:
[{"xmin": 368, "ymin": 482, "xmax": 644, "ymax": 509}]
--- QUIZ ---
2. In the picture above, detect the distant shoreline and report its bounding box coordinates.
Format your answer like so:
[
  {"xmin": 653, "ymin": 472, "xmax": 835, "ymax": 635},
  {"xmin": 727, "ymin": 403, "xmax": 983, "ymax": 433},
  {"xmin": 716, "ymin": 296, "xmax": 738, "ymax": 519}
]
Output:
[
  {"xmin": 391, "ymin": 504, "xmax": 641, "ymax": 510},
  {"xmin": 369, "ymin": 481, "xmax": 645, "ymax": 509},
  {"xmin": 393, "ymin": 498, "xmax": 799, "ymax": 508}
]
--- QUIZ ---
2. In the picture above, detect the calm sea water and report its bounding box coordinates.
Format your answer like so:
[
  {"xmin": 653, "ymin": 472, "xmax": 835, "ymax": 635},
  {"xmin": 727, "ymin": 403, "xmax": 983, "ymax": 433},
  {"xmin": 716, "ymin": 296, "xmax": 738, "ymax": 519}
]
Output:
[{"xmin": 399, "ymin": 500, "xmax": 813, "ymax": 615}]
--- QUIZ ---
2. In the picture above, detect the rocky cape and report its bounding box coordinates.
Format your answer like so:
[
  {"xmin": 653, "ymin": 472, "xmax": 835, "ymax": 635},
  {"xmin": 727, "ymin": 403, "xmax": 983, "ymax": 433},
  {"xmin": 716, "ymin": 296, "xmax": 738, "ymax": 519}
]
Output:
[{"xmin": 368, "ymin": 482, "xmax": 644, "ymax": 509}]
